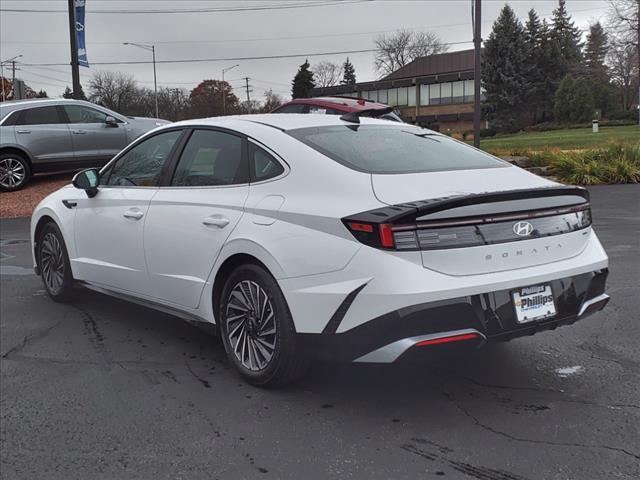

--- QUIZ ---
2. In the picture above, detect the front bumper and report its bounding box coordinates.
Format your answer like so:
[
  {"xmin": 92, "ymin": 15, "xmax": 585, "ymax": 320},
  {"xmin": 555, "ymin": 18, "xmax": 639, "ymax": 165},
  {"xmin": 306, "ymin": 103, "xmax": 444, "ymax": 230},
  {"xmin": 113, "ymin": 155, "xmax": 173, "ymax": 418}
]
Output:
[{"xmin": 299, "ymin": 269, "xmax": 609, "ymax": 363}]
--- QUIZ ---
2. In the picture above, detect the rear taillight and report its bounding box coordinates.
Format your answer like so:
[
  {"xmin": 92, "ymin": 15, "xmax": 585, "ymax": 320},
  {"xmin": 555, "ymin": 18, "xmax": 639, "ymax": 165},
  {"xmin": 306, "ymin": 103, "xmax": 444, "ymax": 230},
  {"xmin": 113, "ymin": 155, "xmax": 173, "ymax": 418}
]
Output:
[{"xmin": 344, "ymin": 221, "xmax": 396, "ymax": 249}]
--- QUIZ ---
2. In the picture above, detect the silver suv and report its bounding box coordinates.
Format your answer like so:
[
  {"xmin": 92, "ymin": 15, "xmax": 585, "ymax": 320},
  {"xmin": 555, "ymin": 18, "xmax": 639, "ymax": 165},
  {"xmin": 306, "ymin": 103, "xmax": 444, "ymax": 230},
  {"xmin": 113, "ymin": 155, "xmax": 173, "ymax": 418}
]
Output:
[{"xmin": 0, "ymin": 99, "xmax": 169, "ymax": 191}]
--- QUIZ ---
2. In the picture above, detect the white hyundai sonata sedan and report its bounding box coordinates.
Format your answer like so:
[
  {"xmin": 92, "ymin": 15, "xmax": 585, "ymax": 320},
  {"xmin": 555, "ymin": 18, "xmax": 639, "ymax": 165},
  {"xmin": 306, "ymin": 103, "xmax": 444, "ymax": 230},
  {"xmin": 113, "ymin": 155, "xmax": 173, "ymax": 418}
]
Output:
[{"xmin": 30, "ymin": 113, "xmax": 610, "ymax": 386}]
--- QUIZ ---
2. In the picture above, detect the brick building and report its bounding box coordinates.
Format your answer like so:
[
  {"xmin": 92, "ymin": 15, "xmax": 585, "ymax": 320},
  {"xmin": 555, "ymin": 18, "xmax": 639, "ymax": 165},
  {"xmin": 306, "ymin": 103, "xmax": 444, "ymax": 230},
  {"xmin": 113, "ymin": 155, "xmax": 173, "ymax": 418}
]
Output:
[{"xmin": 309, "ymin": 49, "xmax": 484, "ymax": 133}]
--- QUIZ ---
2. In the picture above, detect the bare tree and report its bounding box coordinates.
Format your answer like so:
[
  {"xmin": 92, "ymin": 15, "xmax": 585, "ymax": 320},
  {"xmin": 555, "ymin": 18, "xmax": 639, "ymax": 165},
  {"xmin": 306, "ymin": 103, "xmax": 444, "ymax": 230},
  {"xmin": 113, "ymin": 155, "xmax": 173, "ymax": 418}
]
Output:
[
  {"xmin": 374, "ymin": 29, "xmax": 448, "ymax": 76},
  {"xmin": 607, "ymin": 0, "xmax": 639, "ymax": 48},
  {"xmin": 312, "ymin": 61, "xmax": 342, "ymax": 87},
  {"xmin": 609, "ymin": 41, "xmax": 639, "ymax": 109},
  {"xmin": 88, "ymin": 71, "xmax": 139, "ymax": 113},
  {"xmin": 261, "ymin": 89, "xmax": 285, "ymax": 112}
]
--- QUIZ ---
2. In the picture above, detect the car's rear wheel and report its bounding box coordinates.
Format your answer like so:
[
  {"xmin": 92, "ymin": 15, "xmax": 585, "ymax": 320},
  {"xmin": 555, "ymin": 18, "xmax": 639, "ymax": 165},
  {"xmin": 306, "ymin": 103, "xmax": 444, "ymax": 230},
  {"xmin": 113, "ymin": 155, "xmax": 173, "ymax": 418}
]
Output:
[
  {"xmin": 0, "ymin": 153, "xmax": 31, "ymax": 191},
  {"xmin": 219, "ymin": 264, "xmax": 308, "ymax": 387},
  {"xmin": 37, "ymin": 222, "xmax": 74, "ymax": 302}
]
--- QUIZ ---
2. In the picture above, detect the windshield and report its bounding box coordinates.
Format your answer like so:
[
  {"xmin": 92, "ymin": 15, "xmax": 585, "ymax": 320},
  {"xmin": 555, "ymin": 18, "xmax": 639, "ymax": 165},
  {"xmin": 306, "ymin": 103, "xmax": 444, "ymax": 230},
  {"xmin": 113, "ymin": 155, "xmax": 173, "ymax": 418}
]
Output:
[{"xmin": 287, "ymin": 125, "xmax": 507, "ymax": 174}]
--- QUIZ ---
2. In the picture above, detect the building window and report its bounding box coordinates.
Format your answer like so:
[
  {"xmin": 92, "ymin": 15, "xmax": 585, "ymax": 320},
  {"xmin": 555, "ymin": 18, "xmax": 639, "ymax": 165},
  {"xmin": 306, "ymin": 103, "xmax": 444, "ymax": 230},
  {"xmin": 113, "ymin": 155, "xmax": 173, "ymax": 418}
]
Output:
[
  {"xmin": 429, "ymin": 84, "xmax": 441, "ymax": 105},
  {"xmin": 407, "ymin": 86, "xmax": 416, "ymax": 107},
  {"xmin": 452, "ymin": 81, "xmax": 464, "ymax": 104},
  {"xmin": 365, "ymin": 91, "xmax": 377, "ymax": 102},
  {"xmin": 464, "ymin": 79, "xmax": 474, "ymax": 103},
  {"xmin": 420, "ymin": 85, "xmax": 429, "ymax": 105},
  {"xmin": 397, "ymin": 87, "xmax": 408, "ymax": 106},
  {"xmin": 387, "ymin": 88, "xmax": 398, "ymax": 106},
  {"xmin": 377, "ymin": 89, "xmax": 388, "ymax": 104},
  {"xmin": 440, "ymin": 82, "xmax": 452, "ymax": 104}
]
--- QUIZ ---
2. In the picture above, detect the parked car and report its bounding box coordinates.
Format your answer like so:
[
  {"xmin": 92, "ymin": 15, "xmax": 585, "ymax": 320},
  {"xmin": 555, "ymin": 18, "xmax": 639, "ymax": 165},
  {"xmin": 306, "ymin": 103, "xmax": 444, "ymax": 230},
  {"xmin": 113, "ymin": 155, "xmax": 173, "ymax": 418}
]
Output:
[
  {"xmin": 31, "ymin": 113, "xmax": 609, "ymax": 387},
  {"xmin": 0, "ymin": 98, "xmax": 169, "ymax": 191},
  {"xmin": 272, "ymin": 96, "xmax": 403, "ymax": 122}
]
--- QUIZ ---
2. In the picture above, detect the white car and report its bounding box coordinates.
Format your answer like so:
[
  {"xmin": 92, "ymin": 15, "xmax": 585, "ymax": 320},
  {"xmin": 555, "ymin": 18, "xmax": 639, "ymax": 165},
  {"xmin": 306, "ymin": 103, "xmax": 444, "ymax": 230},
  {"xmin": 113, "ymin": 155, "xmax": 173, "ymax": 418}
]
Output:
[{"xmin": 30, "ymin": 114, "xmax": 610, "ymax": 386}]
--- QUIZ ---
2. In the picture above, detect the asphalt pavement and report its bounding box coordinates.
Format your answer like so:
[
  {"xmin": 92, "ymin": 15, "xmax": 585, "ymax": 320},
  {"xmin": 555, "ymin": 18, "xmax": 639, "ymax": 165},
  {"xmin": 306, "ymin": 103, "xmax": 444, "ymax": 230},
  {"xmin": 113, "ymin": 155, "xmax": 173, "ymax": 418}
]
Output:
[{"xmin": 1, "ymin": 184, "xmax": 639, "ymax": 480}]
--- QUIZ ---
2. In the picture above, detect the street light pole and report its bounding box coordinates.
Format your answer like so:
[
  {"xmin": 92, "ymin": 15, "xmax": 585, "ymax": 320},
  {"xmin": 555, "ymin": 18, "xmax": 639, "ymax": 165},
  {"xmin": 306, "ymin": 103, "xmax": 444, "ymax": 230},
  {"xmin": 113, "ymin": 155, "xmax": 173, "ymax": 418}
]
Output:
[
  {"xmin": 123, "ymin": 42, "xmax": 158, "ymax": 118},
  {"xmin": 472, "ymin": 0, "xmax": 482, "ymax": 148},
  {"xmin": 222, "ymin": 64, "xmax": 239, "ymax": 115}
]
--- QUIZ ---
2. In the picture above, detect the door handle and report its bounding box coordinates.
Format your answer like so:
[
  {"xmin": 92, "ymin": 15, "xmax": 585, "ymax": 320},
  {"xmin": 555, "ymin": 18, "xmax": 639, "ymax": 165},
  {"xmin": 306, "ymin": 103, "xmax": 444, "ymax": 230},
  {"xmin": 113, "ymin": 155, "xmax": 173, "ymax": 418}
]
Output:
[
  {"xmin": 123, "ymin": 209, "xmax": 144, "ymax": 220},
  {"xmin": 16, "ymin": 130, "xmax": 31, "ymax": 134},
  {"xmin": 73, "ymin": 129, "xmax": 87, "ymax": 134},
  {"xmin": 202, "ymin": 215, "xmax": 230, "ymax": 228},
  {"xmin": 62, "ymin": 200, "xmax": 77, "ymax": 209}
]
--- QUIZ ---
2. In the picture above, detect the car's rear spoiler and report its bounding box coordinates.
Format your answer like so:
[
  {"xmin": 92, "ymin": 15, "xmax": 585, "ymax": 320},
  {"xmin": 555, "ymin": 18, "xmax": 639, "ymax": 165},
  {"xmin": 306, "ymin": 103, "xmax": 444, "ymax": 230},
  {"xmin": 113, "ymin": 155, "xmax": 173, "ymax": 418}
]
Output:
[{"xmin": 344, "ymin": 186, "xmax": 590, "ymax": 225}]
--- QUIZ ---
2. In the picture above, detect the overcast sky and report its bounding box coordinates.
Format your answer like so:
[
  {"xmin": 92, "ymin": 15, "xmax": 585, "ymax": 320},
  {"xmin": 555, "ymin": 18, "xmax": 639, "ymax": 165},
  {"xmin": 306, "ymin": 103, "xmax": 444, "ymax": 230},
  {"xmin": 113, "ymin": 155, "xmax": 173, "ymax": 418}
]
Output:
[{"xmin": 1, "ymin": 0, "xmax": 610, "ymax": 103}]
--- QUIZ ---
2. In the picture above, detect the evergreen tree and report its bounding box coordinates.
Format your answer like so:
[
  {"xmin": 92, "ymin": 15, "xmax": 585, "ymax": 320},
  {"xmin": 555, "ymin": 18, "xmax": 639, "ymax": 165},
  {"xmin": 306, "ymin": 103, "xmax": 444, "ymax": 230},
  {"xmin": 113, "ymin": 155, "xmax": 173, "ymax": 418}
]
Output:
[
  {"xmin": 550, "ymin": 0, "xmax": 583, "ymax": 75},
  {"xmin": 524, "ymin": 9, "xmax": 545, "ymax": 122},
  {"xmin": 571, "ymin": 77, "xmax": 595, "ymax": 122},
  {"xmin": 291, "ymin": 60, "xmax": 315, "ymax": 99},
  {"xmin": 583, "ymin": 22, "xmax": 612, "ymax": 116},
  {"xmin": 341, "ymin": 57, "xmax": 356, "ymax": 85},
  {"xmin": 554, "ymin": 74, "xmax": 595, "ymax": 123},
  {"xmin": 481, "ymin": 5, "xmax": 532, "ymax": 131},
  {"xmin": 537, "ymin": 19, "xmax": 564, "ymax": 120},
  {"xmin": 554, "ymin": 74, "xmax": 575, "ymax": 122}
]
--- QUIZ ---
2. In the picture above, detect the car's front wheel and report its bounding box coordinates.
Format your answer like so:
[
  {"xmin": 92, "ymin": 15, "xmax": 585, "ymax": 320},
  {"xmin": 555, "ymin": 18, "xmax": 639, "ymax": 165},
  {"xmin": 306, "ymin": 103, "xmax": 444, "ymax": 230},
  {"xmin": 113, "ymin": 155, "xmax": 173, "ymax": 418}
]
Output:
[
  {"xmin": 37, "ymin": 222, "xmax": 74, "ymax": 302},
  {"xmin": 219, "ymin": 264, "xmax": 308, "ymax": 387},
  {"xmin": 0, "ymin": 153, "xmax": 31, "ymax": 191}
]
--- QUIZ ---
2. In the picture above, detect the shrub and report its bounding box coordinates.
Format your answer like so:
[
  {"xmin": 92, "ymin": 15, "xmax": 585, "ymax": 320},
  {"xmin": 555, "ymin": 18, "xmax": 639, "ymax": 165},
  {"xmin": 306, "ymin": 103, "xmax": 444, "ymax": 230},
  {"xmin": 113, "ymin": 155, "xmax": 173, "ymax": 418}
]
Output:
[{"xmin": 479, "ymin": 128, "xmax": 497, "ymax": 138}]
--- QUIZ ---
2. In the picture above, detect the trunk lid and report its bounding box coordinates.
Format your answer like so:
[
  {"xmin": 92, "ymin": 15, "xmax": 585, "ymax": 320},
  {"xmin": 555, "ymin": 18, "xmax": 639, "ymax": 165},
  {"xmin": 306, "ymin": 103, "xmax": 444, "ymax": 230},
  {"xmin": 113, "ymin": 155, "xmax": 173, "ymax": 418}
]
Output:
[{"xmin": 367, "ymin": 168, "xmax": 592, "ymax": 275}]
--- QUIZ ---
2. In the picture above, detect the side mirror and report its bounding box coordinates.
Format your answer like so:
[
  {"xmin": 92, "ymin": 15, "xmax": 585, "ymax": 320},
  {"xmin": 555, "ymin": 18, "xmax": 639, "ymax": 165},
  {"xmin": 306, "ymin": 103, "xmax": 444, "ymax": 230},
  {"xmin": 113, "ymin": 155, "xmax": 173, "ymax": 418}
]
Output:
[
  {"xmin": 72, "ymin": 168, "xmax": 99, "ymax": 198},
  {"xmin": 105, "ymin": 115, "xmax": 118, "ymax": 127}
]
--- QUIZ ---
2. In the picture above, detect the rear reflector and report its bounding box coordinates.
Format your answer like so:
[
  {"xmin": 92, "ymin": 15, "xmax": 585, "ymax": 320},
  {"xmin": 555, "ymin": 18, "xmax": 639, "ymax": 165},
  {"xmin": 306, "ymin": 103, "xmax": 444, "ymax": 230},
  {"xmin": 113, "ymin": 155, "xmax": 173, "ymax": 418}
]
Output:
[{"xmin": 415, "ymin": 332, "xmax": 480, "ymax": 347}]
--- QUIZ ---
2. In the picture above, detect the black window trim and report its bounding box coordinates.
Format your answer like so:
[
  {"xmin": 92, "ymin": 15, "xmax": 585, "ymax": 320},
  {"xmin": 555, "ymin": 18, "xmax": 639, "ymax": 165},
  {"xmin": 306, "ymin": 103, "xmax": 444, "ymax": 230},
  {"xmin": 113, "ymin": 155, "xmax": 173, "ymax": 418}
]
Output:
[
  {"xmin": 99, "ymin": 127, "xmax": 188, "ymax": 188},
  {"xmin": 162, "ymin": 126, "xmax": 250, "ymax": 189}
]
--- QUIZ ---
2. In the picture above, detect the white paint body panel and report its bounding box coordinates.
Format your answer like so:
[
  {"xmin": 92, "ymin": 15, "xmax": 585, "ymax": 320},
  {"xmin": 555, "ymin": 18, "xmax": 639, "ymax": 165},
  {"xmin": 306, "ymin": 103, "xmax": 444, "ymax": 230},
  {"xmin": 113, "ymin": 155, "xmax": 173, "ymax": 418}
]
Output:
[{"xmin": 30, "ymin": 115, "xmax": 608, "ymax": 339}]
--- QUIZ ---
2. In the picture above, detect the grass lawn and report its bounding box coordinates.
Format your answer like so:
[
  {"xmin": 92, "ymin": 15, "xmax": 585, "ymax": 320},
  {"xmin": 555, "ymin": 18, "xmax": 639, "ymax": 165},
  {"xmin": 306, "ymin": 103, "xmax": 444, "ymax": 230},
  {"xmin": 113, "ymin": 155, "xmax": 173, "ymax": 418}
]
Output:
[{"xmin": 479, "ymin": 125, "xmax": 639, "ymax": 153}]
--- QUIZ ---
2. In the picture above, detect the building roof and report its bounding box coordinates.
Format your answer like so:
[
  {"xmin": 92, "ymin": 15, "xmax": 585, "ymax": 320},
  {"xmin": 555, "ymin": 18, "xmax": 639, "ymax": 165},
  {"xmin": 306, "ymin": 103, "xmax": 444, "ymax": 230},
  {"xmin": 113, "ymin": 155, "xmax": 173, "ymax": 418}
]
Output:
[{"xmin": 382, "ymin": 49, "xmax": 475, "ymax": 81}]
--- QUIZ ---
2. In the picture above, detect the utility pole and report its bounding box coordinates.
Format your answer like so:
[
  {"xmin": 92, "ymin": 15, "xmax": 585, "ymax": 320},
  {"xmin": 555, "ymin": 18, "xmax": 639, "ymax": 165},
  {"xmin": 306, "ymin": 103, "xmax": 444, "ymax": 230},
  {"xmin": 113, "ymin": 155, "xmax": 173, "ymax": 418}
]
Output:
[
  {"xmin": 221, "ymin": 64, "xmax": 239, "ymax": 115},
  {"xmin": 244, "ymin": 77, "xmax": 251, "ymax": 113},
  {"xmin": 67, "ymin": 0, "xmax": 81, "ymax": 99},
  {"xmin": 472, "ymin": 0, "xmax": 482, "ymax": 148},
  {"xmin": 637, "ymin": 0, "xmax": 639, "ymax": 126},
  {"xmin": 0, "ymin": 55, "xmax": 22, "ymax": 101}
]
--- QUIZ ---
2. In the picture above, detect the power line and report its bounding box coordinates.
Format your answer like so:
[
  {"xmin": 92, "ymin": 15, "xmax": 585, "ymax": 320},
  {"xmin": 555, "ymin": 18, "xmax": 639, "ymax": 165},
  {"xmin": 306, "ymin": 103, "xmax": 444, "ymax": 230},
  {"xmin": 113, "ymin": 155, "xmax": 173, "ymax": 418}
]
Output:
[
  {"xmin": 20, "ymin": 41, "xmax": 473, "ymax": 67},
  {"xmin": 0, "ymin": 0, "xmax": 372, "ymax": 14}
]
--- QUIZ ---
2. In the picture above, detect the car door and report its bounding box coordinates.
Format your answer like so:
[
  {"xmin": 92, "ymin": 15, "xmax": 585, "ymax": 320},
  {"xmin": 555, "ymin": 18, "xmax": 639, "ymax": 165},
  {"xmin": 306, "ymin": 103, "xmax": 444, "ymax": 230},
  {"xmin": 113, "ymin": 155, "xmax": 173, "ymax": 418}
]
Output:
[
  {"xmin": 144, "ymin": 128, "xmax": 249, "ymax": 308},
  {"xmin": 13, "ymin": 106, "xmax": 74, "ymax": 169},
  {"xmin": 63, "ymin": 104, "xmax": 127, "ymax": 167},
  {"xmin": 72, "ymin": 129, "xmax": 184, "ymax": 295}
]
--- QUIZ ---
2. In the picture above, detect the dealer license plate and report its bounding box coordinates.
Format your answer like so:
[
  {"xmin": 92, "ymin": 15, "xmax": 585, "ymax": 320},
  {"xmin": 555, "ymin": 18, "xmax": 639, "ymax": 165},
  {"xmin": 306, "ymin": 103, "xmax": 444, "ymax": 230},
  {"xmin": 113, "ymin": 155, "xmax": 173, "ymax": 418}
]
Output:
[{"xmin": 512, "ymin": 284, "xmax": 557, "ymax": 324}]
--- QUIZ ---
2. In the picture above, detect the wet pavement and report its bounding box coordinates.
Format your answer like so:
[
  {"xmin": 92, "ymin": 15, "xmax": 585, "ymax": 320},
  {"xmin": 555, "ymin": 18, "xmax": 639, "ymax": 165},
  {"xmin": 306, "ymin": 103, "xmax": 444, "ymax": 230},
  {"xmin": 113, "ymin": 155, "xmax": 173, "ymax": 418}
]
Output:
[{"xmin": 1, "ymin": 184, "xmax": 639, "ymax": 479}]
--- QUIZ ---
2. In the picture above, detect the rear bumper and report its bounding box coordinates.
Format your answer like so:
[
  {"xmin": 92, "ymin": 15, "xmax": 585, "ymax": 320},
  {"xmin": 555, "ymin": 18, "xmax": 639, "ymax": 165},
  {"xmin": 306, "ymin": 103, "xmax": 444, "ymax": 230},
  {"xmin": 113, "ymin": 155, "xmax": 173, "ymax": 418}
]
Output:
[{"xmin": 299, "ymin": 269, "xmax": 609, "ymax": 363}]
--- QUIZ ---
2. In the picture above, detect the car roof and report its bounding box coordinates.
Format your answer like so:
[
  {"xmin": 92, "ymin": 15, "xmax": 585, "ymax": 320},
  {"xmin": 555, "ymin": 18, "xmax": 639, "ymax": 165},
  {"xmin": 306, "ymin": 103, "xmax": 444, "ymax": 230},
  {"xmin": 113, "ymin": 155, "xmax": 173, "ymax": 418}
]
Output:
[
  {"xmin": 170, "ymin": 113, "xmax": 405, "ymax": 132},
  {"xmin": 285, "ymin": 96, "xmax": 391, "ymax": 112}
]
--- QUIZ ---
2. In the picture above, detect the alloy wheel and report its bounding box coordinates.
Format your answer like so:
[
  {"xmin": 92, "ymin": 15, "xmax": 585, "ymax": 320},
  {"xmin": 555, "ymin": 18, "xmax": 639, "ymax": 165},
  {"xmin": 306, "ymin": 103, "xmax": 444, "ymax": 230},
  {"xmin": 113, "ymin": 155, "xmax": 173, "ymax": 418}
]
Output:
[
  {"xmin": 0, "ymin": 158, "xmax": 26, "ymax": 189},
  {"xmin": 225, "ymin": 280, "xmax": 277, "ymax": 371},
  {"xmin": 40, "ymin": 232, "xmax": 65, "ymax": 295}
]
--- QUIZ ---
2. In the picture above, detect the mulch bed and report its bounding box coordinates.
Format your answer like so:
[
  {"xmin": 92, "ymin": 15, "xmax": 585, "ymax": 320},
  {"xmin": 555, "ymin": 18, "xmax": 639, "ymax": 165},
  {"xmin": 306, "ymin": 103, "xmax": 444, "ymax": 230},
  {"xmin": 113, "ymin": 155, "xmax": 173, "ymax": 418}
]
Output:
[{"xmin": 0, "ymin": 173, "xmax": 74, "ymax": 218}]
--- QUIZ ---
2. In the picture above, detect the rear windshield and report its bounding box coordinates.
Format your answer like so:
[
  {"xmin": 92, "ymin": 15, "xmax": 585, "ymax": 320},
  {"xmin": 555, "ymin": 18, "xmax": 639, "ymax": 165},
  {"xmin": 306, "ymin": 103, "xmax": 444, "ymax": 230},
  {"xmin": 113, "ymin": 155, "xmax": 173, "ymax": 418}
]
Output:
[{"xmin": 287, "ymin": 125, "xmax": 507, "ymax": 174}]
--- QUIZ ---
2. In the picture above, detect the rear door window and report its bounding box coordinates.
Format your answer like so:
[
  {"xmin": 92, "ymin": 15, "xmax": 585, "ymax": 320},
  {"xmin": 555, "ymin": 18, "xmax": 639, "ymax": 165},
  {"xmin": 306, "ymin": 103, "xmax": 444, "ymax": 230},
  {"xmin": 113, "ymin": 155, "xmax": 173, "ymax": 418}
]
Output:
[
  {"xmin": 171, "ymin": 129, "xmax": 247, "ymax": 186},
  {"xmin": 273, "ymin": 104, "xmax": 308, "ymax": 113},
  {"xmin": 288, "ymin": 125, "xmax": 507, "ymax": 174},
  {"xmin": 15, "ymin": 106, "xmax": 64, "ymax": 125}
]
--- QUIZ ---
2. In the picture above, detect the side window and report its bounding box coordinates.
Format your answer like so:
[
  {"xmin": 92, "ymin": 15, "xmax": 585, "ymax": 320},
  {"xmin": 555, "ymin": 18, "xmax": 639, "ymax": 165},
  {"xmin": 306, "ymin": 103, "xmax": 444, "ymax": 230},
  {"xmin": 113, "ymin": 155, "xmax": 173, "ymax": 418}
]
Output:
[
  {"xmin": 171, "ymin": 130, "xmax": 246, "ymax": 187},
  {"xmin": 308, "ymin": 106, "xmax": 327, "ymax": 114},
  {"xmin": 16, "ymin": 106, "xmax": 63, "ymax": 125},
  {"xmin": 251, "ymin": 144, "xmax": 285, "ymax": 182},
  {"xmin": 273, "ymin": 104, "xmax": 307, "ymax": 113},
  {"xmin": 104, "ymin": 130, "xmax": 181, "ymax": 187},
  {"xmin": 64, "ymin": 105, "xmax": 109, "ymax": 124}
]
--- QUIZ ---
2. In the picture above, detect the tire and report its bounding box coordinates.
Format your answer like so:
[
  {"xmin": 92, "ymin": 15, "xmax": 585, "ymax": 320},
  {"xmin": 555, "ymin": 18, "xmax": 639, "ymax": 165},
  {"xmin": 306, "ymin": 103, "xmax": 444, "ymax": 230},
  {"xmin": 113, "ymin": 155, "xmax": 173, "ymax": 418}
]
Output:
[
  {"xmin": 0, "ymin": 153, "xmax": 31, "ymax": 191},
  {"xmin": 219, "ymin": 263, "xmax": 308, "ymax": 387},
  {"xmin": 37, "ymin": 222, "xmax": 75, "ymax": 302}
]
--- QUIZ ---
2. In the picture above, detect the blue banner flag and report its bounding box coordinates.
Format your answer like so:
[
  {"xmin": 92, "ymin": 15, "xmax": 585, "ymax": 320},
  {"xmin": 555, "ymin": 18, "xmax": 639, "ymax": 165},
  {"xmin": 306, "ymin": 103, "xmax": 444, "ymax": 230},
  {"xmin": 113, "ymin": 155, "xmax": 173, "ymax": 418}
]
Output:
[{"xmin": 75, "ymin": 0, "xmax": 88, "ymax": 67}]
